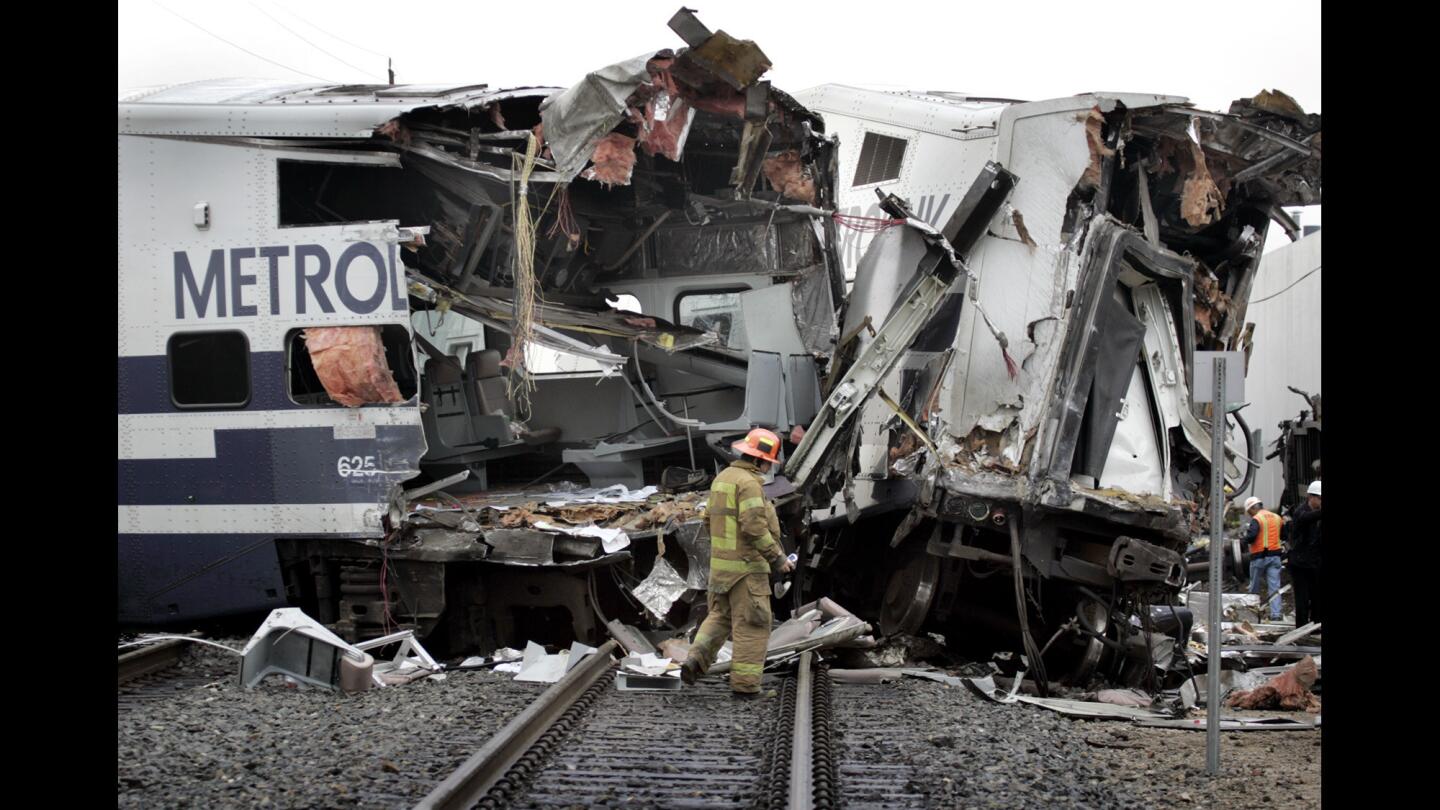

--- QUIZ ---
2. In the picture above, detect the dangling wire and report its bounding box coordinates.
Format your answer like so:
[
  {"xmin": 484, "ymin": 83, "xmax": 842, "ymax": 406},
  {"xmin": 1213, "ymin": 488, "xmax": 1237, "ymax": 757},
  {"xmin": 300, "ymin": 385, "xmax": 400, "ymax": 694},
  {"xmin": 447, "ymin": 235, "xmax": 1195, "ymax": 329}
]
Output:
[
  {"xmin": 507, "ymin": 133, "xmax": 543, "ymax": 419},
  {"xmin": 832, "ymin": 212, "xmax": 906, "ymax": 233}
]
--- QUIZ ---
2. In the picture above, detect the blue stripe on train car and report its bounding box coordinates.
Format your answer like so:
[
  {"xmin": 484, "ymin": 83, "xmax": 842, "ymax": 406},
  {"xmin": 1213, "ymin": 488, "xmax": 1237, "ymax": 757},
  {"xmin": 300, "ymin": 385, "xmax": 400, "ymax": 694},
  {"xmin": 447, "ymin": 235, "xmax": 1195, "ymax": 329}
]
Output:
[
  {"xmin": 118, "ymin": 425, "xmax": 423, "ymax": 505},
  {"xmin": 118, "ymin": 533, "xmax": 290, "ymax": 624},
  {"xmin": 118, "ymin": 352, "xmax": 296, "ymax": 414}
]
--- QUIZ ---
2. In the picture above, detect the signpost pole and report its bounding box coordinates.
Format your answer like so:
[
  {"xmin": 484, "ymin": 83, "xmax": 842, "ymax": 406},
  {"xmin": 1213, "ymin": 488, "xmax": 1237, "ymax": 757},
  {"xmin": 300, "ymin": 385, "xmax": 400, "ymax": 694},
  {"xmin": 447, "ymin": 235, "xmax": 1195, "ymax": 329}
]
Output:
[{"xmin": 1206, "ymin": 355, "xmax": 1227, "ymax": 775}]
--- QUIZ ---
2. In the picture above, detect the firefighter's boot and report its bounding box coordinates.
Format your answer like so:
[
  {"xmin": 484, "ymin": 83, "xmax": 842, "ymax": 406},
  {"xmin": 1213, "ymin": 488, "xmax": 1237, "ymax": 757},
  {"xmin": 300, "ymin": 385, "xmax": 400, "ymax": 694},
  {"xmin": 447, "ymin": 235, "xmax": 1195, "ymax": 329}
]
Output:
[{"xmin": 681, "ymin": 657, "xmax": 702, "ymax": 686}]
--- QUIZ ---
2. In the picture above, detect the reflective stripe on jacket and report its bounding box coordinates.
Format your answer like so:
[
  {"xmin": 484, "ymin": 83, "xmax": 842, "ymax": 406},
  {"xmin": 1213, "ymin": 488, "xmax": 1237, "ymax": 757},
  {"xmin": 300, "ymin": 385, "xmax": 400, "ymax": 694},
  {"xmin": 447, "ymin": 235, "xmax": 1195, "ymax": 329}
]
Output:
[{"xmin": 708, "ymin": 459, "xmax": 782, "ymax": 593}]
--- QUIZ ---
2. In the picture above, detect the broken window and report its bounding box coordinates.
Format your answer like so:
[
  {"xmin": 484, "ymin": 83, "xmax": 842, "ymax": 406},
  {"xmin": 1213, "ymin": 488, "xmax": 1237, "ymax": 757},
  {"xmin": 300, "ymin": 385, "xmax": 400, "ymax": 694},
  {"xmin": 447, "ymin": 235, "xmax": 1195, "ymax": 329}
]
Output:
[
  {"xmin": 285, "ymin": 326, "xmax": 418, "ymax": 406},
  {"xmin": 677, "ymin": 289, "xmax": 750, "ymax": 350},
  {"xmin": 852, "ymin": 132, "xmax": 908, "ymax": 187},
  {"xmin": 168, "ymin": 331, "xmax": 250, "ymax": 409}
]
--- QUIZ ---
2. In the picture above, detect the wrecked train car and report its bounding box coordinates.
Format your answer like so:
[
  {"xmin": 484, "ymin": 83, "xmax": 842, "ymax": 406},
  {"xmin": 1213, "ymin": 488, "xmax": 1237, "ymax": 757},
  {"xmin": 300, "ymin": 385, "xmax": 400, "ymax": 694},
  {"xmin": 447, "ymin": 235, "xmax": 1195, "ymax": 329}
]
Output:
[
  {"xmin": 786, "ymin": 85, "xmax": 1320, "ymax": 681},
  {"xmin": 118, "ymin": 12, "xmax": 844, "ymax": 650}
]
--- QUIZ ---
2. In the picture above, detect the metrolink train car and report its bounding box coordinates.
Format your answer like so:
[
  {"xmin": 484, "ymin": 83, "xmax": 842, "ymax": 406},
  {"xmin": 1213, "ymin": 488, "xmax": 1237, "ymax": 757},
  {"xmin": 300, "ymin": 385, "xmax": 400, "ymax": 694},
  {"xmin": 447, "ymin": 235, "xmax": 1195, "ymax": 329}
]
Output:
[{"xmin": 118, "ymin": 12, "xmax": 848, "ymax": 651}]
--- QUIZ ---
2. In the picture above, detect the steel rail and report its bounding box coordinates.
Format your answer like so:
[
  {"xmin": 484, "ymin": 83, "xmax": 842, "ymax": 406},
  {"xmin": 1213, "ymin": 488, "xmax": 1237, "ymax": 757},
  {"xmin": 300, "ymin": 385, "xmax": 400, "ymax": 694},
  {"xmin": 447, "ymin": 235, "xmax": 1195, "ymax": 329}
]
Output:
[
  {"xmin": 789, "ymin": 650, "xmax": 815, "ymax": 810},
  {"xmin": 117, "ymin": 634, "xmax": 197, "ymax": 685},
  {"xmin": 414, "ymin": 639, "xmax": 619, "ymax": 810}
]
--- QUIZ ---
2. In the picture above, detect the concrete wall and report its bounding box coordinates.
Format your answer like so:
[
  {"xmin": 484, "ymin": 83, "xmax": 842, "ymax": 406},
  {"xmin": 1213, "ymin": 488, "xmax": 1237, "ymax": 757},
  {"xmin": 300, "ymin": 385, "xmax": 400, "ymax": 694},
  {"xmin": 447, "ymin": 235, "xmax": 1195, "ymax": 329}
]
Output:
[{"xmin": 1240, "ymin": 230, "xmax": 1322, "ymax": 507}]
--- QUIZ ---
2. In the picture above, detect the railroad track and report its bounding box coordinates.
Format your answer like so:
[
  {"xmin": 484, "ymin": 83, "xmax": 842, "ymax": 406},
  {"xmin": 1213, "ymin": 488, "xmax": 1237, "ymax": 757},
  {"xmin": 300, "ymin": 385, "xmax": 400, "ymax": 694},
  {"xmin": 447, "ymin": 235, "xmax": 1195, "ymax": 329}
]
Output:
[
  {"xmin": 117, "ymin": 634, "xmax": 228, "ymax": 715},
  {"xmin": 417, "ymin": 642, "xmax": 843, "ymax": 809},
  {"xmin": 118, "ymin": 636, "xmax": 194, "ymax": 686}
]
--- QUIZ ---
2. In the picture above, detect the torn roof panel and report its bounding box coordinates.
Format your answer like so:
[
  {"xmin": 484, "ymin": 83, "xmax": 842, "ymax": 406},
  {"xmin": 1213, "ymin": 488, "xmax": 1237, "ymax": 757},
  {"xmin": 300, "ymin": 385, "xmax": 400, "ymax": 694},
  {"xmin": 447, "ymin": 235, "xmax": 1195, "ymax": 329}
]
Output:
[
  {"xmin": 118, "ymin": 79, "xmax": 558, "ymax": 137},
  {"xmin": 539, "ymin": 52, "xmax": 660, "ymax": 180}
]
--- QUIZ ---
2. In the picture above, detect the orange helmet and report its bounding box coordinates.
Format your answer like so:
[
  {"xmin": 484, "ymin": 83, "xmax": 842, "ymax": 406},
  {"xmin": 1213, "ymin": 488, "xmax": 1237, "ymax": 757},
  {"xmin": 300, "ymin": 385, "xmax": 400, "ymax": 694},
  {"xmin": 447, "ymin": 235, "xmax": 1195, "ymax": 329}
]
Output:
[{"xmin": 732, "ymin": 427, "xmax": 782, "ymax": 463}]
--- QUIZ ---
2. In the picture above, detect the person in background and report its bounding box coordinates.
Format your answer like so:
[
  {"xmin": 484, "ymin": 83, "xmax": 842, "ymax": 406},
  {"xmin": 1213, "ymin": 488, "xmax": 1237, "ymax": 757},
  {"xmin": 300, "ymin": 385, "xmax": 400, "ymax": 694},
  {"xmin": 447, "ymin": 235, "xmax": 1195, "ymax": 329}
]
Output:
[
  {"xmin": 1283, "ymin": 480, "xmax": 1322, "ymax": 626},
  {"xmin": 1242, "ymin": 496, "xmax": 1285, "ymax": 621}
]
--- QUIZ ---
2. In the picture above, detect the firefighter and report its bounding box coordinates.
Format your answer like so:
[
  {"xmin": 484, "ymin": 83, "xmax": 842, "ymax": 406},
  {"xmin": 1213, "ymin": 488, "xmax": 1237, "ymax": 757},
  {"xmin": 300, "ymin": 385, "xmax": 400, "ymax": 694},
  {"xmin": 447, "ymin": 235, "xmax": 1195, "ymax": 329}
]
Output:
[
  {"xmin": 681, "ymin": 428, "xmax": 794, "ymax": 697},
  {"xmin": 1242, "ymin": 496, "xmax": 1284, "ymax": 621}
]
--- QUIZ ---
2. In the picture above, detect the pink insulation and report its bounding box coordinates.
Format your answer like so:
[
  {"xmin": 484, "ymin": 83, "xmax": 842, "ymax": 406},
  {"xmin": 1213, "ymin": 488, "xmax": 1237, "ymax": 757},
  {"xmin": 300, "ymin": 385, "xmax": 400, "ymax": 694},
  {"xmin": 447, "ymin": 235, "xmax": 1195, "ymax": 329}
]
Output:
[
  {"xmin": 762, "ymin": 150, "xmax": 816, "ymax": 204},
  {"xmin": 636, "ymin": 60, "xmax": 694, "ymax": 162},
  {"xmin": 302, "ymin": 326, "xmax": 404, "ymax": 407},
  {"xmin": 582, "ymin": 133, "xmax": 638, "ymax": 187},
  {"xmin": 638, "ymin": 93, "xmax": 693, "ymax": 162}
]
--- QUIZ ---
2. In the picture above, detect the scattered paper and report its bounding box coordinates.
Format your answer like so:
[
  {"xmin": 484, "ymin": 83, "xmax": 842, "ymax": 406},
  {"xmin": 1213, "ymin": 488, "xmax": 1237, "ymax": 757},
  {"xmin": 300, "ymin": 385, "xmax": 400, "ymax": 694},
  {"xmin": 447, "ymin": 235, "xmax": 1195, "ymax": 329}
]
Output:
[
  {"xmin": 492, "ymin": 647, "xmax": 524, "ymax": 663},
  {"xmin": 459, "ymin": 656, "xmax": 486, "ymax": 667},
  {"xmin": 514, "ymin": 641, "xmax": 571, "ymax": 683},
  {"xmin": 565, "ymin": 641, "xmax": 600, "ymax": 673},
  {"xmin": 621, "ymin": 653, "xmax": 675, "ymax": 677}
]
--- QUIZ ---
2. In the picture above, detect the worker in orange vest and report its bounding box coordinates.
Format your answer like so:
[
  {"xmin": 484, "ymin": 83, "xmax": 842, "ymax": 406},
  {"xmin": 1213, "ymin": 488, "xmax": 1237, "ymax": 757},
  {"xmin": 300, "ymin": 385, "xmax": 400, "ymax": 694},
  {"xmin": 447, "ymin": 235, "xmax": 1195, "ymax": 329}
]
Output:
[{"xmin": 1242, "ymin": 496, "xmax": 1284, "ymax": 621}]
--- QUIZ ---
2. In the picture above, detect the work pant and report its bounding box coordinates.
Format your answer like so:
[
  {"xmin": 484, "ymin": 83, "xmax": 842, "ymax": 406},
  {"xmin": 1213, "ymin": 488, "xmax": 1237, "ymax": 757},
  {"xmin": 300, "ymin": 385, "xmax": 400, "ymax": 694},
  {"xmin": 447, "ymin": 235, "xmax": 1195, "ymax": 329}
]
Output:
[
  {"xmin": 1248, "ymin": 555, "xmax": 1283, "ymax": 620},
  {"xmin": 1289, "ymin": 564, "xmax": 1322, "ymax": 626},
  {"xmin": 687, "ymin": 573, "xmax": 773, "ymax": 693}
]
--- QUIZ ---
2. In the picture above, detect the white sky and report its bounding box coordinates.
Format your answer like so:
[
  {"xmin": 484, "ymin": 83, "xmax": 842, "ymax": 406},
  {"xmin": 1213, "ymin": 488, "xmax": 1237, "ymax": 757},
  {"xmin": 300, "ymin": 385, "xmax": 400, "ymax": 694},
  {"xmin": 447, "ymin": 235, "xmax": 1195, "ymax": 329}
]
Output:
[{"xmin": 118, "ymin": 0, "xmax": 1321, "ymax": 237}]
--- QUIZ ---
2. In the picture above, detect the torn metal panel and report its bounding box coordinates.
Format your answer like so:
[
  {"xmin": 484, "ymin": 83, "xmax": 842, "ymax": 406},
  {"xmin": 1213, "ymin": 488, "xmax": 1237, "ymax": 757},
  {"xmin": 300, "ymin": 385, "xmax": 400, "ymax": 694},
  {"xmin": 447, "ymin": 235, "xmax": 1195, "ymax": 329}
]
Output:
[
  {"xmin": 963, "ymin": 675, "xmax": 1171, "ymax": 720},
  {"xmin": 538, "ymin": 52, "xmax": 657, "ymax": 181},
  {"xmin": 1135, "ymin": 716, "xmax": 1315, "ymax": 732},
  {"xmin": 668, "ymin": 13, "xmax": 772, "ymax": 92},
  {"xmin": 738, "ymin": 283, "xmax": 809, "ymax": 356},
  {"xmin": 408, "ymin": 274, "xmax": 715, "ymax": 355},
  {"xmin": 790, "ymin": 263, "xmax": 839, "ymax": 355},
  {"xmin": 483, "ymin": 529, "xmax": 556, "ymax": 565},
  {"xmin": 239, "ymin": 608, "xmax": 379, "ymax": 692},
  {"xmin": 785, "ymin": 230, "xmax": 957, "ymax": 487},
  {"xmin": 1072, "ymin": 292, "xmax": 1147, "ymax": 482}
]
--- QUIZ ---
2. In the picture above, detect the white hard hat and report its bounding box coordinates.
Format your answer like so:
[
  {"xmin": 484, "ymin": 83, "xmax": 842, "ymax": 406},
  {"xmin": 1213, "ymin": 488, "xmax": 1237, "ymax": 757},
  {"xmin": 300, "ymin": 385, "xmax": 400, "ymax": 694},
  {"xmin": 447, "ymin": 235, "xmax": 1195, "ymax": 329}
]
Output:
[
  {"xmin": 1307, "ymin": 480, "xmax": 1322, "ymax": 497},
  {"xmin": 1243, "ymin": 496, "xmax": 1262, "ymax": 511}
]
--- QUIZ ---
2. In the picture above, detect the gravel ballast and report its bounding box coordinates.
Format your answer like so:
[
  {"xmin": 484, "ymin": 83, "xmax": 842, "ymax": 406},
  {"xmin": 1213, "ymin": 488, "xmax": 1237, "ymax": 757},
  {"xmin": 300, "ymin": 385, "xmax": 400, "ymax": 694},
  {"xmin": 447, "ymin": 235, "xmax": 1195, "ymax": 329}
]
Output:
[
  {"xmin": 118, "ymin": 644, "xmax": 1320, "ymax": 808},
  {"xmin": 832, "ymin": 678, "xmax": 1320, "ymax": 809},
  {"xmin": 118, "ymin": 642, "xmax": 545, "ymax": 809}
]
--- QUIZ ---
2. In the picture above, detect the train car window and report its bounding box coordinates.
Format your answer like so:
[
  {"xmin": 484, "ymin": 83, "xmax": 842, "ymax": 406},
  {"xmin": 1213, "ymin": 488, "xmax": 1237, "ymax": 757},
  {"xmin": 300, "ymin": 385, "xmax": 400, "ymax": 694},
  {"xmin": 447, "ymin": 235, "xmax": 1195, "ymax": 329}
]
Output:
[
  {"xmin": 278, "ymin": 160, "xmax": 411, "ymax": 227},
  {"xmin": 168, "ymin": 331, "xmax": 250, "ymax": 409},
  {"xmin": 851, "ymin": 132, "xmax": 907, "ymax": 187},
  {"xmin": 676, "ymin": 288, "xmax": 751, "ymax": 351},
  {"xmin": 286, "ymin": 325, "xmax": 418, "ymax": 406}
]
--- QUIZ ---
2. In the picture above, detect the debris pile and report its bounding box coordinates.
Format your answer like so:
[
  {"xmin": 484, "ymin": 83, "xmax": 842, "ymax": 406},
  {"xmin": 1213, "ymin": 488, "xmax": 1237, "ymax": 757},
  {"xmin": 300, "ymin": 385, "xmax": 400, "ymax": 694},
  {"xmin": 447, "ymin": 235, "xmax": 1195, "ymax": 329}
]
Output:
[
  {"xmin": 1224, "ymin": 655, "xmax": 1321, "ymax": 712},
  {"xmin": 409, "ymin": 484, "xmax": 706, "ymax": 565}
]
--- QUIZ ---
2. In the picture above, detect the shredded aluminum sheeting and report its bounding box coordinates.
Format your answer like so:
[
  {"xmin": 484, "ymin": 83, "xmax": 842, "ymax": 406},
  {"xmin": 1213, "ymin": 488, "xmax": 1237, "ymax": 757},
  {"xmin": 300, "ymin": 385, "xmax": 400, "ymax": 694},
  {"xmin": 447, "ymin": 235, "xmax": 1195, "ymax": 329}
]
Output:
[{"xmin": 631, "ymin": 557, "xmax": 689, "ymax": 620}]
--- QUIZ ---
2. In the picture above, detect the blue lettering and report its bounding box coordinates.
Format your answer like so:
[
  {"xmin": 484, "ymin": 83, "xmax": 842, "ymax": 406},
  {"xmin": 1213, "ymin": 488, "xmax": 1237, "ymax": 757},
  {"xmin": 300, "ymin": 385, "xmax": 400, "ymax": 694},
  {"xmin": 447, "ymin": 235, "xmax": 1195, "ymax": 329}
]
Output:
[
  {"xmin": 259, "ymin": 246, "xmax": 290, "ymax": 315},
  {"xmin": 388, "ymin": 243, "xmax": 406, "ymax": 312},
  {"xmin": 294, "ymin": 244, "xmax": 335, "ymax": 315},
  {"xmin": 229, "ymin": 247, "xmax": 258, "ymax": 317},
  {"xmin": 173, "ymin": 249, "xmax": 226, "ymax": 318},
  {"xmin": 335, "ymin": 243, "xmax": 387, "ymax": 314}
]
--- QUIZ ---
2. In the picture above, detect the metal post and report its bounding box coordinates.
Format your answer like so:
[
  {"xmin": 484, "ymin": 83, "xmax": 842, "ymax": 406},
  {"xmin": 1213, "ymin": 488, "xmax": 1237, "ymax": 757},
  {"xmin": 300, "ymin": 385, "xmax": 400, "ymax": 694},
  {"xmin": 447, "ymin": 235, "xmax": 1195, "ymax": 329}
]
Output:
[
  {"xmin": 1248, "ymin": 428, "xmax": 1262, "ymax": 498},
  {"xmin": 1206, "ymin": 356, "xmax": 1226, "ymax": 775},
  {"xmin": 683, "ymin": 397, "xmax": 697, "ymax": 470}
]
